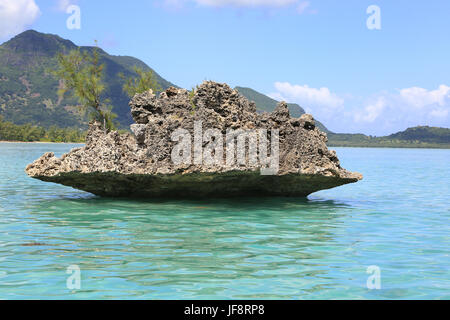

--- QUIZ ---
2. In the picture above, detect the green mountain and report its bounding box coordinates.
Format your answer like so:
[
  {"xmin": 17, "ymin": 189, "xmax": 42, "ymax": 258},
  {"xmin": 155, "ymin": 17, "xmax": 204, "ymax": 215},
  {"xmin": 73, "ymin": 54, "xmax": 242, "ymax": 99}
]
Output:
[
  {"xmin": 328, "ymin": 126, "xmax": 450, "ymax": 148},
  {"xmin": 387, "ymin": 126, "xmax": 450, "ymax": 144},
  {"xmin": 1, "ymin": 30, "xmax": 448, "ymax": 148},
  {"xmin": 235, "ymin": 86, "xmax": 305, "ymax": 117},
  {"xmin": 235, "ymin": 86, "xmax": 331, "ymax": 133},
  {"xmin": 0, "ymin": 30, "xmax": 175, "ymax": 128}
]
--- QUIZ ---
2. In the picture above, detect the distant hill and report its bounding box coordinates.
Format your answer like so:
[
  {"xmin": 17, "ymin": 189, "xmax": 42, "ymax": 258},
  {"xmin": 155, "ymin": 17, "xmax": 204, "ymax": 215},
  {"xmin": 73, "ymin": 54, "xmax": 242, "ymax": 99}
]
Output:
[
  {"xmin": 235, "ymin": 86, "xmax": 305, "ymax": 117},
  {"xmin": 235, "ymin": 86, "xmax": 331, "ymax": 133},
  {"xmin": 387, "ymin": 126, "xmax": 450, "ymax": 144},
  {"xmin": 0, "ymin": 30, "xmax": 175, "ymax": 128},
  {"xmin": 0, "ymin": 31, "xmax": 328, "ymax": 133},
  {"xmin": 1, "ymin": 31, "xmax": 448, "ymax": 148},
  {"xmin": 328, "ymin": 126, "xmax": 450, "ymax": 148}
]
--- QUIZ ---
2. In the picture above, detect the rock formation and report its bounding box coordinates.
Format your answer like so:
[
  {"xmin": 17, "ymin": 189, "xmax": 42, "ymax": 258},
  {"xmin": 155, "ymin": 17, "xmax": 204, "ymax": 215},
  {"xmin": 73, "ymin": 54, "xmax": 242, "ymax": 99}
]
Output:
[{"xmin": 26, "ymin": 81, "xmax": 362, "ymax": 198}]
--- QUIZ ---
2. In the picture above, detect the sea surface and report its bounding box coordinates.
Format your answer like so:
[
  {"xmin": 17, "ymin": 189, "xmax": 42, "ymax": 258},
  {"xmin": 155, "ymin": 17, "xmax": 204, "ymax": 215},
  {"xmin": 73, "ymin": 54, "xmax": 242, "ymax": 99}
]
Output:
[{"xmin": 0, "ymin": 143, "xmax": 448, "ymax": 299}]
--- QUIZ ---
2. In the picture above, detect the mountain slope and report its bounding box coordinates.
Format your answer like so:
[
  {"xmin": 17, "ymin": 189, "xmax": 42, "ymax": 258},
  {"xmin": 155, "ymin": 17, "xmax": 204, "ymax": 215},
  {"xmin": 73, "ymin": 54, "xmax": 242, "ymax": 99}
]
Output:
[
  {"xmin": 0, "ymin": 30, "xmax": 175, "ymax": 128},
  {"xmin": 235, "ymin": 86, "xmax": 305, "ymax": 116},
  {"xmin": 328, "ymin": 126, "xmax": 450, "ymax": 148},
  {"xmin": 387, "ymin": 126, "xmax": 450, "ymax": 144},
  {"xmin": 235, "ymin": 86, "xmax": 331, "ymax": 133}
]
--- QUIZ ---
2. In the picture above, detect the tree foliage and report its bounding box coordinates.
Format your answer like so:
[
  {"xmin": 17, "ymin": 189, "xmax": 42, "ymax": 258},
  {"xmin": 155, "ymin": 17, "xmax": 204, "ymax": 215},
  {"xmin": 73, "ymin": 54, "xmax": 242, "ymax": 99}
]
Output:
[
  {"xmin": 53, "ymin": 47, "xmax": 117, "ymax": 130},
  {"xmin": 0, "ymin": 30, "xmax": 174, "ymax": 129},
  {"xmin": 121, "ymin": 66, "xmax": 162, "ymax": 98},
  {"xmin": 0, "ymin": 116, "xmax": 85, "ymax": 142}
]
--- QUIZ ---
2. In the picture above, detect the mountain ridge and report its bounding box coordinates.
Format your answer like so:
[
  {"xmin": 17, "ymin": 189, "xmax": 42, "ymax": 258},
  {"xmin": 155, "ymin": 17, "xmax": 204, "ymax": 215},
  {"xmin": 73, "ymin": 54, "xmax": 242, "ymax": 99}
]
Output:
[
  {"xmin": 327, "ymin": 126, "xmax": 450, "ymax": 148},
  {"xmin": 235, "ymin": 86, "xmax": 332, "ymax": 133},
  {"xmin": 0, "ymin": 30, "xmax": 175, "ymax": 128},
  {"xmin": 1, "ymin": 30, "xmax": 448, "ymax": 148}
]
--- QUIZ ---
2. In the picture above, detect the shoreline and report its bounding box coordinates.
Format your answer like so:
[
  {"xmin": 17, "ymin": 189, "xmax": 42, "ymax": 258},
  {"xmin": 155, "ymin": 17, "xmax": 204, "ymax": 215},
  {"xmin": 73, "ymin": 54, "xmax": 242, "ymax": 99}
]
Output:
[
  {"xmin": 328, "ymin": 144, "xmax": 450, "ymax": 150},
  {"xmin": 0, "ymin": 141, "xmax": 84, "ymax": 144},
  {"xmin": 1, "ymin": 140, "xmax": 448, "ymax": 149}
]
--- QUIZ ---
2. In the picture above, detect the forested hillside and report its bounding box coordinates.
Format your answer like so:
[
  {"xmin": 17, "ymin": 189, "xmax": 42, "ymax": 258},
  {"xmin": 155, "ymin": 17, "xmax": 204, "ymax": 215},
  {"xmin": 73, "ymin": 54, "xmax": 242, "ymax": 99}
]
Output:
[
  {"xmin": 0, "ymin": 30, "xmax": 174, "ymax": 129},
  {"xmin": 328, "ymin": 127, "xmax": 450, "ymax": 148},
  {"xmin": 0, "ymin": 115, "xmax": 84, "ymax": 142}
]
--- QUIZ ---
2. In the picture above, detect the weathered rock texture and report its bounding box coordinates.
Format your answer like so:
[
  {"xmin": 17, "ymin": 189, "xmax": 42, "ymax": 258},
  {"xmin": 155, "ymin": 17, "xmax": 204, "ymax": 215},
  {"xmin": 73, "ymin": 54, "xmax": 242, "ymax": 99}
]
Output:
[{"xmin": 26, "ymin": 81, "xmax": 362, "ymax": 198}]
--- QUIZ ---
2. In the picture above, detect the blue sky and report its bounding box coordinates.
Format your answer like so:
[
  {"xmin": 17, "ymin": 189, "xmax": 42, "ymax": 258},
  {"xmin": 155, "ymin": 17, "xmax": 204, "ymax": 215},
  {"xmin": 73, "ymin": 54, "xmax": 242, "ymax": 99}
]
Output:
[{"xmin": 0, "ymin": 0, "xmax": 449, "ymax": 135}]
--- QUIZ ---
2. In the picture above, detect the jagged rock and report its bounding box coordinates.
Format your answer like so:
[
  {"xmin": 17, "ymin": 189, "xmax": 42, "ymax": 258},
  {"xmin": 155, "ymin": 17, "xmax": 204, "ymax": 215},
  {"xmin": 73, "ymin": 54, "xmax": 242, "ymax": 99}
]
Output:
[
  {"xmin": 272, "ymin": 101, "xmax": 291, "ymax": 123},
  {"xmin": 130, "ymin": 124, "xmax": 146, "ymax": 145},
  {"xmin": 25, "ymin": 81, "xmax": 362, "ymax": 198}
]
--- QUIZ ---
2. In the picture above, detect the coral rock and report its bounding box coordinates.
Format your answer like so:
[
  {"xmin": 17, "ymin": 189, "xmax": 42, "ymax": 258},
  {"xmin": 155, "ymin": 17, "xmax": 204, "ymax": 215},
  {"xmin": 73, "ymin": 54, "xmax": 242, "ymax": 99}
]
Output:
[{"xmin": 26, "ymin": 81, "xmax": 362, "ymax": 198}]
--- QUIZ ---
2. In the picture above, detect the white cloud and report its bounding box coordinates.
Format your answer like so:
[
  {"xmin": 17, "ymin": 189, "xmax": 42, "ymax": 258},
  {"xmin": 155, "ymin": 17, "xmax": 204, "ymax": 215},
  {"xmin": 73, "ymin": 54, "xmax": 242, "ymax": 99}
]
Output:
[
  {"xmin": 355, "ymin": 85, "xmax": 450, "ymax": 125},
  {"xmin": 399, "ymin": 85, "xmax": 450, "ymax": 109},
  {"xmin": 430, "ymin": 108, "xmax": 449, "ymax": 118},
  {"xmin": 55, "ymin": 0, "xmax": 79, "ymax": 12},
  {"xmin": 296, "ymin": 1, "xmax": 310, "ymax": 14},
  {"xmin": 354, "ymin": 97, "xmax": 386, "ymax": 123},
  {"xmin": 195, "ymin": 0, "xmax": 297, "ymax": 7},
  {"xmin": 269, "ymin": 82, "xmax": 450, "ymax": 135},
  {"xmin": 56, "ymin": 0, "xmax": 70, "ymax": 11},
  {"xmin": 0, "ymin": 0, "xmax": 40, "ymax": 39},
  {"xmin": 269, "ymin": 82, "xmax": 345, "ymax": 132},
  {"xmin": 270, "ymin": 82, "xmax": 344, "ymax": 110},
  {"xmin": 162, "ymin": 0, "xmax": 313, "ymax": 10}
]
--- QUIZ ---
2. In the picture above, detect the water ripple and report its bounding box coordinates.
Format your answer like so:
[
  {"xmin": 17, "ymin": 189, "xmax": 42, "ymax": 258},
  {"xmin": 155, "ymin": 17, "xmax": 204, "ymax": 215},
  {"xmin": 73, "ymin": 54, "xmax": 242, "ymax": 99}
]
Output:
[{"xmin": 0, "ymin": 143, "xmax": 448, "ymax": 299}]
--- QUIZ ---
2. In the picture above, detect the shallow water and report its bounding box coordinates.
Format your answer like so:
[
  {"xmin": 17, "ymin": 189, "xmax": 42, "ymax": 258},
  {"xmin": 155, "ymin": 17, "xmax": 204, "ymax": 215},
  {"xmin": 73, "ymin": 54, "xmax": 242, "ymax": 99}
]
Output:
[{"xmin": 0, "ymin": 143, "xmax": 448, "ymax": 299}]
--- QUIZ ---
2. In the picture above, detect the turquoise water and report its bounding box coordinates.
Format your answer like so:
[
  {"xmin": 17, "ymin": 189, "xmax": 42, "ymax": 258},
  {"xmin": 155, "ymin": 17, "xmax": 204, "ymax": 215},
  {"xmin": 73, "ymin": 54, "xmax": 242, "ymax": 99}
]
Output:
[{"xmin": 0, "ymin": 143, "xmax": 448, "ymax": 300}]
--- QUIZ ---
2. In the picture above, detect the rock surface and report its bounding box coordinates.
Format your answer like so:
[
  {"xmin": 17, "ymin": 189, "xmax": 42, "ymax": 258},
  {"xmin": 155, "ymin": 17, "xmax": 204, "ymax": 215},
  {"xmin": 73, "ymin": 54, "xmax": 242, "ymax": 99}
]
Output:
[{"xmin": 26, "ymin": 81, "xmax": 362, "ymax": 198}]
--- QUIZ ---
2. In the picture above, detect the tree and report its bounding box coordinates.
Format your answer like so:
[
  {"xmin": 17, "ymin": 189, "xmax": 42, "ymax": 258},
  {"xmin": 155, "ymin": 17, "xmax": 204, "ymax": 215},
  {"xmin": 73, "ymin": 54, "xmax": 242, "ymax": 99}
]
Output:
[
  {"xmin": 120, "ymin": 66, "xmax": 162, "ymax": 98},
  {"xmin": 53, "ymin": 46, "xmax": 117, "ymax": 131},
  {"xmin": 0, "ymin": 115, "xmax": 85, "ymax": 142}
]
